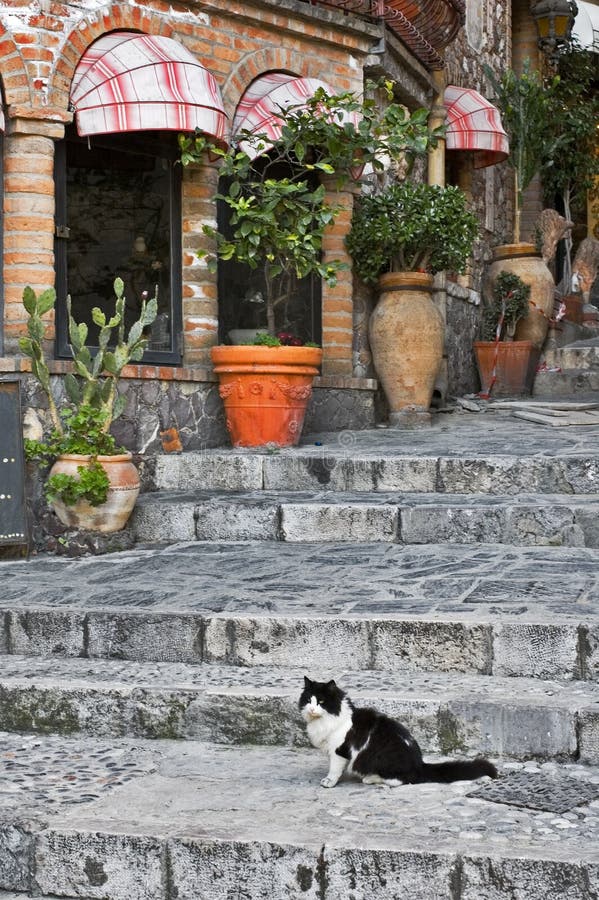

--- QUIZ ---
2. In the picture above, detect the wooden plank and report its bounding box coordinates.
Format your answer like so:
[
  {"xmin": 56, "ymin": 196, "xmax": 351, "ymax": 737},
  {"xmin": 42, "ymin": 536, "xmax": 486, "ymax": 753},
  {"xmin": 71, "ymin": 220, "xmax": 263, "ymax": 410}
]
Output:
[
  {"xmin": 492, "ymin": 400, "xmax": 599, "ymax": 411},
  {"xmin": 512, "ymin": 410, "xmax": 599, "ymax": 426}
]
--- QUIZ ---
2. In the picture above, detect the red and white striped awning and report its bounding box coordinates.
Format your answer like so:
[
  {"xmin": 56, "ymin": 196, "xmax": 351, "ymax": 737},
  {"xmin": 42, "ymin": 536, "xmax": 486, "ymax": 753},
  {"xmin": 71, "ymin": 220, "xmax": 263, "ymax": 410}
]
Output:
[
  {"xmin": 233, "ymin": 73, "xmax": 360, "ymax": 160},
  {"xmin": 70, "ymin": 32, "xmax": 227, "ymax": 142},
  {"xmin": 444, "ymin": 85, "xmax": 508, "ymax": 169}
]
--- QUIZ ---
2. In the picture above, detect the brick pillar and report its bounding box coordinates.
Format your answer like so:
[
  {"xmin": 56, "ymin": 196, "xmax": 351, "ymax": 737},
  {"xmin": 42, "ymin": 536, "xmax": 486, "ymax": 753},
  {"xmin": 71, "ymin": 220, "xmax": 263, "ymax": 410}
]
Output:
[
  {"xmin": 3, "ymin": 119, "xmax": 61, "ymax": 355},
  {"xmin": 181, "ymin": 156, "xmax": 220, "ymax": 367},
  {"xmin": 320, "ymin": 181, "xmax": 354, "ymax": 377}
]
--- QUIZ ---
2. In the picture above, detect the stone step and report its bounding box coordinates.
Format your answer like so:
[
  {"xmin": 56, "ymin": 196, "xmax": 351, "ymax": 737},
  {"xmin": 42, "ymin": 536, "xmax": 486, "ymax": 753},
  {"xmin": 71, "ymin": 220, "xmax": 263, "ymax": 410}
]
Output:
[
  {"xmin": 533, "ymin": 367, "xmax": 599, "ymax": 397},
  {"xmin": 2, "ymin": 731, "xmax": 599, "ymax": 899},
  {"xmin": 2, "ymin": 600, "xmax": 598, "ymax": 681},
  {"xmin": 543, "ymin": 343, "xmax": 599, "ymax": 371},
  {"xmin": 152, "ymin": 448, "xmax": 599, "ymax": 495},
  {"xmin": 0, "ymin": 656, "xmax": 596, "ymax": 762},
  {"xmin": 131, "ymin": 489, "xmax": 599, "ymax": 546}
]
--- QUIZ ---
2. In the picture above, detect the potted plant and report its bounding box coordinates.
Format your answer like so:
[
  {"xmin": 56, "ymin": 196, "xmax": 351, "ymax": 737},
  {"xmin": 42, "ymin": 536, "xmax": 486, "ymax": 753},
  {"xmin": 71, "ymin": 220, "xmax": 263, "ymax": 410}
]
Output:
[
  {"xmin": 179, "ymin": 83, "xmax": 441, "ymax": 446},
  {"xmin": 19, "ymin": 278, "xmax": 157, "ymax": 532},
  {"xmin": 474, "ymin": 270, "xmax": 538, "ymax": 397},
  {"xmin": 540, "ymin": 47, "xmax": 599, "ymax": 295},
  {"xmin": 483, "ymin": 62, "xmax": 556, "ymax": 349},
  {"xmin": 345, "ymin": 180, "xmax": 478, "ymax": 422}
]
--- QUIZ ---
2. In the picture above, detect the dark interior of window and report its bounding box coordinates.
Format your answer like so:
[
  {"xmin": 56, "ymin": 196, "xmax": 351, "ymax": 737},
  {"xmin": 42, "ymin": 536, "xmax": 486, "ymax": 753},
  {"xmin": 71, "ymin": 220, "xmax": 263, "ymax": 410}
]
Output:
[
  {"xmin": 54, "ymin": 128, "xmax": 182, "ymax": 364},
  {"xmin": 216, "ymin": 157, "xmax": 322, "ymax": 344}
]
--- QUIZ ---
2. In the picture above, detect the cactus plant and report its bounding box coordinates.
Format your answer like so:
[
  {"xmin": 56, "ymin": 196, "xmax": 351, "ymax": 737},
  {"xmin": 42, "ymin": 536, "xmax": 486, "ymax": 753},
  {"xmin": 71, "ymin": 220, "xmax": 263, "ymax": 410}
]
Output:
[{"xmin": 20, "ymin": 278, "xmax": 158, "ymax": 508}]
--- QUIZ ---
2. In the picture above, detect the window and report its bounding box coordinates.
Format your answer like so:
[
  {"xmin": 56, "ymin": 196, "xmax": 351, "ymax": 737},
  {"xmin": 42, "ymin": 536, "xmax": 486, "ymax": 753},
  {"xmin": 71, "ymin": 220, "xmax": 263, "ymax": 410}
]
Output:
[{"xmin": 54, "ymin": 127, "xmax": 182, "ymax": 364}]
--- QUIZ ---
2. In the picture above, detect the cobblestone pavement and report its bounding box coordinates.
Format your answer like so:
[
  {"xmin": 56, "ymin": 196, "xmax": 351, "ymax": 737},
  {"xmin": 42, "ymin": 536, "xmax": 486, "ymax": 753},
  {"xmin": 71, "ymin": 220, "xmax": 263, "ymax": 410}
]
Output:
[{"xmin": 2, "ymin": 731, "xmax": 599, "ymax": 859}]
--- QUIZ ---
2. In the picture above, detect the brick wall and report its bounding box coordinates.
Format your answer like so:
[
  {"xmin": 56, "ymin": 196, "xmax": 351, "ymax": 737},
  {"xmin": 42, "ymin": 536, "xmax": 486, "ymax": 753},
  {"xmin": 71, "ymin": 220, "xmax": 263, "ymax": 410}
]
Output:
[{"xmin": 0, "ymin": 0, "xmax": 374, "ymax": 371}]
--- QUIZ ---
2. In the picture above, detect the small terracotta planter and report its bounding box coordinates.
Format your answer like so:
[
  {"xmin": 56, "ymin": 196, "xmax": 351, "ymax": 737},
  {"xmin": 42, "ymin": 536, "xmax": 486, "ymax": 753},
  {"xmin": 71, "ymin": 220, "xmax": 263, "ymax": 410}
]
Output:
[
  {"xmin": 49, "ymin": 452, "xmax": 140, "ymax": 532},
  {"xmin": 211, "ymin": 344, "xmax": 322, "ymax": 447},
  {"xmin": 474, "ymin": 340, "xmax": 540, "ymax": 397}
]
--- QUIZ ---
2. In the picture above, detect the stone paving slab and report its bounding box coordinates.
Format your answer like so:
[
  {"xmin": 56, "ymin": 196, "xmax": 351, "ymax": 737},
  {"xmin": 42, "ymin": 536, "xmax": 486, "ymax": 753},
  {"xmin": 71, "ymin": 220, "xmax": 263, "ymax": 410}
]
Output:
[
  {"xmin": 1, "ymin": 541, "xmax": 598, "ymax": 621},
  {"xmin": 0, "ymin": 657, "xmax": 596, "ymax": 760},
  {"xmin": 131, "ymin": 489, "xmax": 599, "ymax": 546},
  {"xmin": 1, "ymin": 732, "xmax": 599, "ymax": 898}
]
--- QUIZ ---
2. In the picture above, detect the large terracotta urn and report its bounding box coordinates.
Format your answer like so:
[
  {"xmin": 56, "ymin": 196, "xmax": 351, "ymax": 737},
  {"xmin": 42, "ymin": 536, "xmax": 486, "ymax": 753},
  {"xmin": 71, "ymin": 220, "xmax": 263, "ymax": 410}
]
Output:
[
  {"xmin": 49, "ymin": 452, "xmax": 140, "ymax": 532},
  {"xmin": 211, "ymin": 344, "xmax": 322, "ymax": 447},
  {"xmin": 369, "ymin": 272, "xmax": 444, "ymax": 424},
  {"xmin": 485, "ymin": 244, "xmax": 555, "ymax": 349}
]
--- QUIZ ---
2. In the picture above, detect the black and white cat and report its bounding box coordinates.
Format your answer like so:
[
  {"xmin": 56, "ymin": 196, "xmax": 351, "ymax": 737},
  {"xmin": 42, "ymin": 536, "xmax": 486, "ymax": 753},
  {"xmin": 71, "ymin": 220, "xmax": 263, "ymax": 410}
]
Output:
[{"xmin": 299, "ymin": 677, "xmax": 498, "ymax": 788}]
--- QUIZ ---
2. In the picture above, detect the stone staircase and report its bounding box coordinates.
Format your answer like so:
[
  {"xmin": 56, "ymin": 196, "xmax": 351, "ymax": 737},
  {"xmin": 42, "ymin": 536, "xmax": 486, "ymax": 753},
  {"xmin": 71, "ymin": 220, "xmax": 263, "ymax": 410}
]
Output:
[
  {"xmin": 0, "ymin": 411, "xmax": 599, "ymax": 898},
  {"xmin": 534, "ymin": 336, "xmax": 599, "ymax": 398}
]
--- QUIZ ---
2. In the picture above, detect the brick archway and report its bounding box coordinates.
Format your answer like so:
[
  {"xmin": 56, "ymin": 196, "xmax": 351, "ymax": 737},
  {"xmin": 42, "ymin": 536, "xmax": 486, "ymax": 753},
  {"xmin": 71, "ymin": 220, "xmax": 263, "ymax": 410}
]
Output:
[
  {"xmin": 223, "ymin": 48, "xmax": 332, "ymax": 117},
  {"xmin": 0, "ymin": 25, "xmax": 29, "ymax": 108},
  {"xmin": 49, "ymin": 4, "xmax": 179, "ymax": 114}
]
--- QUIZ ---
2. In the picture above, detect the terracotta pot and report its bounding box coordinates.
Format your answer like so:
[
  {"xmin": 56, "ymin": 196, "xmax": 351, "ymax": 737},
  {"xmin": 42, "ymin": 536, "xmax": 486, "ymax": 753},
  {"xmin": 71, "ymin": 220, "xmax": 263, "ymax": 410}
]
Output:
[
  {"xmin": 474, "ymin": 340, "xmax": 540, "ymax": 397},
  {"xmin": 211, "ymin": 344, "xmax": 322, "ymax": 447},
  {"xmin": 485, "ymin": 244, "xmax": 555, "ymax": 349},
  {"xmin": 49, "ymin": 452, "xmax": 140, "ymax": 533},
  {"xmin": 369, "ymin": 272, "xmax": 443, "ymax": 422}
]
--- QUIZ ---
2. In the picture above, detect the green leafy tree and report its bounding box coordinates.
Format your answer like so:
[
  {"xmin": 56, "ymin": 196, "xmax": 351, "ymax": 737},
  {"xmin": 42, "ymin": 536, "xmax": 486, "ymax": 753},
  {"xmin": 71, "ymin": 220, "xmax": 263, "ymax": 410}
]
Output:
[
  {"xmin": 540, "ymin": 47, "xmax": 599, "ymax": 290},
  {"xmin": 179, "ymin": 82, "xmax": 444, "ymax": 335},
  {"xmin": 485, "ymin": 62, "xmax": 555, "ymax": 243},
  {"xmin": 346, "ymin": 182, "xmax": 479, "ymax": 283}
]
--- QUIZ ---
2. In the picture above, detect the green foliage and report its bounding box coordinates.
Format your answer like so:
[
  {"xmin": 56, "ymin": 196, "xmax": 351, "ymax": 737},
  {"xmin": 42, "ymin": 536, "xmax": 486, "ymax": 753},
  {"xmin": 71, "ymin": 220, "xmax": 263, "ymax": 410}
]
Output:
[
  {"xmin": 346, "ymin": 182, "xmax": 479, "ymax": 283},
  {"xmin": 45, "ymin": 460, "xmax": 110, "ymax": 509},
  {"xmin": 485, "ymin": 61, "xmax": 554, "ymax": 241},
  {"xmin": 20, "ymin": 280, "xmax": 157, "ymax": 507},
  {"xmin": 179, "ymin": 81, "xmax": 442, "ymax": 334},
  {"xmin": 482, "ymin": 270, "xmax": 530, "ymax": 341},
  {"xmin": 253, "ymin": 332, "xmax": 281, "ymax": 346},
  {"xmin": 542, "ymin": 48, "xmax": 599, "ymax": 205}
]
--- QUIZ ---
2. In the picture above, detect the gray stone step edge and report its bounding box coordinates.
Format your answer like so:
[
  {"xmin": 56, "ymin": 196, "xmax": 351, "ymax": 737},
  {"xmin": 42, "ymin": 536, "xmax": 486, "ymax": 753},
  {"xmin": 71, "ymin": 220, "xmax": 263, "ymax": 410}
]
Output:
[
  {"xmin": 3, "ymin": 818, "xmax": 599, "ymax": 899},
  {"xmin": 131, "ymin": 490, "xmax": 599, "ymax": 547},
  {"xmin": 2, "ymin": 607, "xmax": 599, "ymax": 682},
  {"xmin": 151, "ymin": 452, "xmax": 599, "ymax": 496},
  {"xmin": 0, "ymin": 657, "xmax": 597, "ymax": 762}
]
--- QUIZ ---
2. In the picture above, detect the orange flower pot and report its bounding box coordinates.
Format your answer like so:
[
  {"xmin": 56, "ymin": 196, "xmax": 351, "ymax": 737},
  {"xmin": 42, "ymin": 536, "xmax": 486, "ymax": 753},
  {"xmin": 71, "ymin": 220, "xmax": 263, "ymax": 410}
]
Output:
[
  {"xmin": 211, "ymin": 345, "xmax": 323, "ymax": 448},
  {"xmin": 474, "ymin": 340, "xmax": 540, "ymax": 397}
]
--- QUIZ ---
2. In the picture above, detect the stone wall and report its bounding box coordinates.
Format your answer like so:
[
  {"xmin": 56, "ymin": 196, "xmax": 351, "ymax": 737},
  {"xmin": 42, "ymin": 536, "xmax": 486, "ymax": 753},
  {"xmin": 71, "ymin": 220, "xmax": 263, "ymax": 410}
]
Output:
[{"xmin": 445, "ymin": 282, "xmax": 482, "ymax": 398}]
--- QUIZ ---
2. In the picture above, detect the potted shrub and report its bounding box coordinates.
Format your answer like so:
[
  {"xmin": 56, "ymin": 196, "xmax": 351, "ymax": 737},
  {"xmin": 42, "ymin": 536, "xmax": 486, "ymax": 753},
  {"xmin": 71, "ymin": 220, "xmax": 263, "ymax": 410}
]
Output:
[
  {"xmin": 345, "ymin": 180, "xmax": 478, "ymax": 422},
  {"xmin": 474, "ymin": 270, "xmax": 538, "ymax": 397},
  {"xmin": 20, "ymin": 278, "xmax": 157, "ymax": 532},
  {"xmin": 484, "ymin": 62, "xmax": 556, "ymax": 348},
  {"xmin": 179, "ymin": 83, "xmax": 441, "ymax": 446}
]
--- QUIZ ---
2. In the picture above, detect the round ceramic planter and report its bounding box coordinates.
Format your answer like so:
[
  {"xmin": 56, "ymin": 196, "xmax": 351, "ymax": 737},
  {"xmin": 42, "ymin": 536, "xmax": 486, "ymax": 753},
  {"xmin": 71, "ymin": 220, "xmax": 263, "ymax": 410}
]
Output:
[
  {"xmin": 369, "ymin": 272, "xmax": 443, "ymax": 422},
  {"xmin": 211, "ymin": 344, "xmax": 322, "ymax": 447},
  {"xmin": 49, "ymin": 452, "xmax": 140, "ymax": 533},
  {"xmin": 485, "ymin": 244, "xmax": 555, "ymax": 350}
]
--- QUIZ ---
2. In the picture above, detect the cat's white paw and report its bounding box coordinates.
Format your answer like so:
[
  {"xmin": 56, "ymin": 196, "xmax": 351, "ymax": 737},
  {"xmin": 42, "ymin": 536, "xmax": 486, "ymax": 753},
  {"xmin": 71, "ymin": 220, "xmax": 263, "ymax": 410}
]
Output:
[{"xmin": 320, "ymin": 776, "xmax": 338, "ymax": 788}]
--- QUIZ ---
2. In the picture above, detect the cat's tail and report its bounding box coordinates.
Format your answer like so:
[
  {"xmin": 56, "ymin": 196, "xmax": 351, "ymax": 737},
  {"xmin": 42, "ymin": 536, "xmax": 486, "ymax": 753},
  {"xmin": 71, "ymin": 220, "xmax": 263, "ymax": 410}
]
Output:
[{"xmin": 420, "ymin": 758, "xmax": 498, "ymax": 783}]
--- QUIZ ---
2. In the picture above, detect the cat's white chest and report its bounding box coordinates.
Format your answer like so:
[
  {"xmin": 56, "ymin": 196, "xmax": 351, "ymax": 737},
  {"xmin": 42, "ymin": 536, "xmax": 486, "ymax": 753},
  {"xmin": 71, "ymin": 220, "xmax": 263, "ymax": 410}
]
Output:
[{"xmin": 306, "ymin": 700, "xmax": 352, "ymax": 754}]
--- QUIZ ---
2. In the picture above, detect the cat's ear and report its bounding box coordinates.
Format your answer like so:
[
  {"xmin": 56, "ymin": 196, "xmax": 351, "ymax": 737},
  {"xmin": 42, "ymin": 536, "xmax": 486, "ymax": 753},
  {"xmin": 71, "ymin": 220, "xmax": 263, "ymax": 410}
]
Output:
[
  {"xmin": 326, "ymin": 679, "xmax": 337, "ymax": 689},
  {"xmin": 303, "ymin": 676, "xmax": 312, "ymax": 687}
]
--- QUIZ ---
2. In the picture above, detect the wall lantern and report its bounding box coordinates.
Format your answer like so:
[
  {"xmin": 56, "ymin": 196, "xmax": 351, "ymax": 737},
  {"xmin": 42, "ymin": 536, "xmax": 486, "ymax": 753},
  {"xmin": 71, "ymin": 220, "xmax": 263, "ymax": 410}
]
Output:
[{"xmin": 531, "ymin": 0, "xmax": 578, "ymax": 61}]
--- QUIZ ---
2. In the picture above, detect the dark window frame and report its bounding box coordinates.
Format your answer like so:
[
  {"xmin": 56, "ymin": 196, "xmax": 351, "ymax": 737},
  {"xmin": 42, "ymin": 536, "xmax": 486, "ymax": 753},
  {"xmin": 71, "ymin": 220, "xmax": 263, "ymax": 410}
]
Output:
[{"xmin": 54, "ymin": 130, "xmax": 183, "ymax": 366}]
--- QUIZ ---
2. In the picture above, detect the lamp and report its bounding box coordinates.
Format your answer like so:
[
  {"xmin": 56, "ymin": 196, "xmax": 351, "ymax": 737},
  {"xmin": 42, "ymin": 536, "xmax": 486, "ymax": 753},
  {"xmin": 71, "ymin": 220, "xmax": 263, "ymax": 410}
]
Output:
[{"xmin": 531, "ymin": 0, "xmax": 578, "ymax": 62}]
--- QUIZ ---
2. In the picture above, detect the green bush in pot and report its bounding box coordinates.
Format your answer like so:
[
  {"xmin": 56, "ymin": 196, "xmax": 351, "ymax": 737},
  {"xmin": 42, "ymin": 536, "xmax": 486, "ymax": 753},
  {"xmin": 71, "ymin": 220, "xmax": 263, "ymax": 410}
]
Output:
[{"xmin": 346, "ymin": 180, "xmax": 479, "ymax": 282}]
